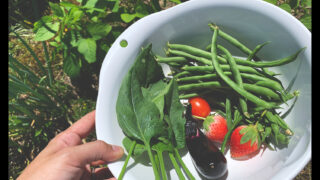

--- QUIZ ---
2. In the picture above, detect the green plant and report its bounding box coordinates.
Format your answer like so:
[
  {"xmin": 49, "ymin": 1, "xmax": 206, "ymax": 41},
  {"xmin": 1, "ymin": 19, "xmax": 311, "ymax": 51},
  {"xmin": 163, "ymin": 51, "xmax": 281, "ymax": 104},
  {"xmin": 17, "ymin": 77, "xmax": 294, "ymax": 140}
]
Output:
[
  {"xmin": 116, "ymin": 44, "xmax": 193, "ymax": 180},
  {"xmin": 9, "ymin": 29, "xmax": 75, "ymax": 179},
  {"xmin": 264, "ymin": 0, "xmax": 311, "ymax": 31},
  {"xmin": 32, "ymin": 0, "xmax": 181, "ymax": 79}
]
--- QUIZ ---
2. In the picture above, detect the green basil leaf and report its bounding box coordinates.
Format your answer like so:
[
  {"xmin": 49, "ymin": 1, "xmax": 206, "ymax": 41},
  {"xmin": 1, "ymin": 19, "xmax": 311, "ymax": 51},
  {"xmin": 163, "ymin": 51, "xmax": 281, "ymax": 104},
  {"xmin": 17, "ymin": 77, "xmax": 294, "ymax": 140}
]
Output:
[
  {"xmin": 279, "ymin": 3, "xmax": 292, "ymax": 13},
  {"xmin": 77, "ymin": 38, "xmax": 96, "ymax": 63},
  {"xmin": 63, "ymin": 52, "xmax": 82, "ymax": 78},
  {"xmin": 112, "ymin": 0, "xmax": 120, "ymax": 12},
  {"xmin": 49, "ymin": 2, "xmax": 65, "ymax": 17},
  {"xmin": 263, "ymin": 0, "xmax": 277, "ymax": 5},
  {"xmin": 121, "ymin": 13, "xmax": 136, "ymax": 23},
  {"xmin": 87, "ymin": 23, "xmax": 112, "ymax": 40},
  {"xmin": 69, "ymin": 8, "xmax": 84, "ymax": 23},
  {"xmin": 34, "ymin": 22, "xmax": 59, "ymax": 41},
  {"xmin": 164, "ymin": 79, "xmax": 186, "ymax": 149},
  {"xmin": 33, "ymin": 16, "xmax": 52, "ymax": 33},
  {"xmin": 83, "ymin": 0, "xmax": 98, "ymax": 8},
  {"xmin": 60, "ymin": 2, "xmax": 78, "ymax": 11},
  {"xmin": 35, "ymin": 129, "xmax": 42, "ymax": 137},
  {"xmin": 116, "ymin": 44, "xmax": 166, "ymax": 143},
  {"xmin": 300, "ymin": 15, "xmax": 311, "ymax": 30},
  {"xmin": 135, "ymin": 2, "xmax": 149, "ymax": 18}
]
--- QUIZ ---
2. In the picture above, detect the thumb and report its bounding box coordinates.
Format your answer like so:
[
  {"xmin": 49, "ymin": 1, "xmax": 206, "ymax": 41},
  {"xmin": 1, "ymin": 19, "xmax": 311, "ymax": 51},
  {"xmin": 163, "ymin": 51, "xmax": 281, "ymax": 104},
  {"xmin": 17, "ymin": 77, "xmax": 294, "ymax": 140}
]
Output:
[{"xmin": 68, "ymin": 140, "xmax": 124, "ymax": 167}]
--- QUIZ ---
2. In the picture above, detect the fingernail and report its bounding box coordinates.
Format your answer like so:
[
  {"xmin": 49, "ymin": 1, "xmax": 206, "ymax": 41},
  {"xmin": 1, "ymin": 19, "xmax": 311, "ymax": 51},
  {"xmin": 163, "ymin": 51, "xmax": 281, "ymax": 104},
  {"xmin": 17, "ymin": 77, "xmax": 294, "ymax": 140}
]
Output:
[{"xmin": 111, "ymin": 145, "xmax": 123, "ymax": 152}]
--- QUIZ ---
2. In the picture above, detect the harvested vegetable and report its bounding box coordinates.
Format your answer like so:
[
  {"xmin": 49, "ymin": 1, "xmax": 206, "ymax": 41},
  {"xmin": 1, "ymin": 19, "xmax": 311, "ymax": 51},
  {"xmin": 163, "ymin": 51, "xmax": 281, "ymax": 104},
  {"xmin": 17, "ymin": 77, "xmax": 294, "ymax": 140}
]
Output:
[
  {"xmin": 116, "ymin": 22, "xmax": 305, "ymax": 179},
  {"xmin": 157, "ymin": 23, "xmax": 304, "ymax": 159},
  {"xmin": 189, "ymin": 96, "xmax": 211, "ymax": 118},
  {"xmin": 116, "ymin": 44, "xmax": 194, "ymax": 180},
  {"xmin": 185, "ymin": 105, "xmax": 228, "ymax": 179}
]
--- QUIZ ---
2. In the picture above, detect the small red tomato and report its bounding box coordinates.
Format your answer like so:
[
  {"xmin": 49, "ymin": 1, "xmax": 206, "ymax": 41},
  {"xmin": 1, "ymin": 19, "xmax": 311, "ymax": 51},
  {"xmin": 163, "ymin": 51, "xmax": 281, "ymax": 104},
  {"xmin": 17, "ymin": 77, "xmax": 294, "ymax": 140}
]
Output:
[{"xmin": 189, "ymin": 97, "xmax": 211, "ymax": 118}]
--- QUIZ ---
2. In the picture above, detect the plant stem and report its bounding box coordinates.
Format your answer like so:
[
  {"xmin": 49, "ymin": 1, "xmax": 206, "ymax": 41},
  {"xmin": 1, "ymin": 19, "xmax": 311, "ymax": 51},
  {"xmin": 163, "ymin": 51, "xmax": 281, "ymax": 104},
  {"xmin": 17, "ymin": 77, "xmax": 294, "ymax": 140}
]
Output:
[
  {"xmin": 146, "ymin": 143, "xmax": 161, "ymax": 180},
  {"xmin": 169, "ymin": 152, "xmax": 185, "ymax": 180},
  {"xmin": 154, "ymin": 153, "xmax": 160, "ymax": 173},
  {"xmin": 42, "ymin": 41, "xmax": 54, "ymax": 86},
  {"xmin": 173, "ymin": 148, "xmax": 195, "ymax": 180},
  {"xmin": 157, "ymin": 151, "xmax": 168, "ymax": 180},
  {"xmin": 118, "ymin": 140, "xmax": 136, "ymax": 180}
]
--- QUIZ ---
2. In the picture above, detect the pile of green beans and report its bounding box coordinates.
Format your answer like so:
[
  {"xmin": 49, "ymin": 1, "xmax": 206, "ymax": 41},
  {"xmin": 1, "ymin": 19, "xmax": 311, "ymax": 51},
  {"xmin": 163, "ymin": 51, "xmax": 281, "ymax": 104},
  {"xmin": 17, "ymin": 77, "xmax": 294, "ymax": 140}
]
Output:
[{"xmin": 155, "ymin": 23, "xmax": 305, "ymax": 150}]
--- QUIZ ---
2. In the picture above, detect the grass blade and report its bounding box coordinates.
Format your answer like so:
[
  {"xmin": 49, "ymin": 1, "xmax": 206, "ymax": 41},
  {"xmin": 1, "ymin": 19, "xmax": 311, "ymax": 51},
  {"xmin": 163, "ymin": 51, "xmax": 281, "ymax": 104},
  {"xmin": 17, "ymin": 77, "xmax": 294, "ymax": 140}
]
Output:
[
  {"xmin": 10, "ymin": 29, "xmax": 47, "ymax": 77},
  {"xmin": 42, "ymin": 41, "xmax": 54, "ymax": 85}
]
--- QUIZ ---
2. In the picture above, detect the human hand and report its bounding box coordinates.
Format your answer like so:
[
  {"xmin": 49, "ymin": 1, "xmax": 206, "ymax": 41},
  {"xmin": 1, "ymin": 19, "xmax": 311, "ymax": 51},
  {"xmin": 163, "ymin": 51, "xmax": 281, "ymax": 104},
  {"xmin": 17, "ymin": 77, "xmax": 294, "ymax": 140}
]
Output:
[{"xmin": 17, "ymin": 110, "xmax": 124, "ymax": 180}]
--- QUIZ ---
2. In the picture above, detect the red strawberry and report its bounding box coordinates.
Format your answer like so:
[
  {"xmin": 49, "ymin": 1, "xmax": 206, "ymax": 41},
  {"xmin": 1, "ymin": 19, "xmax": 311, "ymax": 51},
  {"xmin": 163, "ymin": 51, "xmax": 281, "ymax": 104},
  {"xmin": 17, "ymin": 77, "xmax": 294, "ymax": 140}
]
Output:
[
  {"xmin": 230, "ymin": 125, "xmax": 261, "ymax": 160},
  {"xmin": 201, "ymin": 113, "xmax": 228, "ymax": 143}
]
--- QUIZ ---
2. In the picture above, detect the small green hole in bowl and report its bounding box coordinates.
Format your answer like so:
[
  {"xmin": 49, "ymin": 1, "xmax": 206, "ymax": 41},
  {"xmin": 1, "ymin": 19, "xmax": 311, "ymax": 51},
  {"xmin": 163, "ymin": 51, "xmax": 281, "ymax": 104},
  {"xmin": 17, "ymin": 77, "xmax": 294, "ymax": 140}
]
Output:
[{"xmin": 120, "ymin": 40, "xmax": 128, "ymax": 47}]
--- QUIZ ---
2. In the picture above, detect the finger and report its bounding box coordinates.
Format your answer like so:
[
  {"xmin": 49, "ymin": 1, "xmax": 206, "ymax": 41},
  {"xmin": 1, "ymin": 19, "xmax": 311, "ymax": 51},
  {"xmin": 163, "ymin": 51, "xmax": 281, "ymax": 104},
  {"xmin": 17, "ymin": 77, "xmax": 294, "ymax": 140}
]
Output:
[
  {"xmin": 42, "ymin": 110, "xmax": 96, "ymax": 155},
  {"xmin": 94, "ymin": 167, "xmax": 115, "ymax": 180},
  {"xmin": 68, "ymin": 140, "xmax": 124, "ymax": 167},
  {"xmin": 65, "ymin": 110, "xmax": 96, "ymax": 139},
  {"xmin": 91, "ymin": 160, "xmax": 107, "ymax": 166}
]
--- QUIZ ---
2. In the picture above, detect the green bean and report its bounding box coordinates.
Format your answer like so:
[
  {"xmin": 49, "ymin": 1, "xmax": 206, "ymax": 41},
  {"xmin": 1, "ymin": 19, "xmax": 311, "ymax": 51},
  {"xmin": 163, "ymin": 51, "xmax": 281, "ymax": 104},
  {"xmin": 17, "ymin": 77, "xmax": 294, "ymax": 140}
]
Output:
[
  {"xmin": 178, "ymin": 81, "xmax": 223, "ymax": 91},
  {"xmin": 245, "ymin": 76, "xmax": 284, "ymax": 92},
  {"xmin": 225, "ymin": 98, "xmax": 232, "ymax": 130},
  {"xmin": 177, "ymin": 73, "xmax": 224, "ymax": 83},
  {"xmin": 182, "ymin": 65, "xmax": 266, "ymax": 76},
  {"xmin": 167, "ymin": 43, "xmax": 228, "ymax": 64},
  {"xmin": 262, "ymin": 90, "xmax": 298, "ymax": 109},
  {"xmin": 242, "ymin": 84, "xmax": 281, "ymax": 100},
  {"xmin": 155, "ymin": 56, "xmax": 188, "ymax": 63},
  {"xmin": 218, "ymin": 45, "xmax": 249, "ymax": 118},
  {"xmin": 231, "ymin": 47, "xmax": 306, "ymax": 68},
  {"xmin": 166, "ymin": 49, "xmax": 212, "ymax": 65},
  {"xmin": 178, "ymin": 80, "xmax": 282, "ymax": 102},
  {"xmin": 208, "ymin": 23, "xmax": 272, "ymax": 77},
  {"xmin": 210, "ymin": 28, "xmax": 274, "ymax": 109},
  {"xmin": 246, "ymin": 41, "xmax": 271, "ymax": 61},
  {"xmin": 276, "ymin": 133, "xmax": 290, "ymax": 146},
  {"xmin": 265, "ymin": 111, "xmax": 292, "ymax": 135},
  {"xmin": 178, "ymin": 89, "xmax": 212, "ymax": 99},
  {"xmin": 179, "ymin": 93, "xmax": 199, "ymax": 99},
  {"xmin": 167, "ymin": 62, "xmax": 183, "ymax": 68},
  {"xmin": 271, "ymin": 123, "xmax": 280, "ymax": 145},
  {"xmin": 166, "ymin": 46, "xmax": 278, "ymax": 76},
  {"xmin": 167, "ymin": 42, "xmax": 217, "ymax": 61},
  {"xmin": 274, "ymin": 113, "xmax": 293, "ymax": 135},
  {"xmin": 177, "ymin": 71, "xmax": 284, "ymax": 93},
  {"xmin": 173, "ymin": 71, "xmax": 191, "ymax": 78},
  {"xmin": 168, "ymin": 42, "xmax": 304, "ymax": 70},
  {"xmin": 208, "ymin": 24, "xmax": 287, "ymax": 77},
  {"xmin": 208, "ymin": 24, "xmax": 276, "ymax": 79},
  {"xmin": 221, "ymin": 109, "xmax": 242, "ymax": 153},
  {"xmin": 209, "ymin": 23, "xmax": 252, "ymax": 55}
]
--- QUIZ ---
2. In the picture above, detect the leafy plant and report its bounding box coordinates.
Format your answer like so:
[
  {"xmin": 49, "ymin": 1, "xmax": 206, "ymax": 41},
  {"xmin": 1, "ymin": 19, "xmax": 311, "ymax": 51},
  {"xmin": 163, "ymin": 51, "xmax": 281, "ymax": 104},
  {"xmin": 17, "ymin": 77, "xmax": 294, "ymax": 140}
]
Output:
[
  {"xmin": 32, "ymin": 0, "xmax": 181, "ymax": 79},
  {"xmin": 33, "ymin": 0, "xmax": 109, "ymax": 78},
  {"xmin": 264, "ymin": 0, "xmax": 311, "ymax": 31},
  {"xmin": 9, "ymin": 29, "xmax": 75, "ymax": 179},
  {"xmin": 116, "ymin": 44, "xmax": 193, "ymax": 180}
]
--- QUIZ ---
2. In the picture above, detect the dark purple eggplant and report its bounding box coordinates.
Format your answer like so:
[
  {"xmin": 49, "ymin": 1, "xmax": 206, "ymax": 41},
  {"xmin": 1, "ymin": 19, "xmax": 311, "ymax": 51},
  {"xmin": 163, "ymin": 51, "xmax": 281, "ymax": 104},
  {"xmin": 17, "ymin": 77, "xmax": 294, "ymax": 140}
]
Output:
[{"xmin": 185, "ymin": 105, "xmax": 227, "ymax": 179}]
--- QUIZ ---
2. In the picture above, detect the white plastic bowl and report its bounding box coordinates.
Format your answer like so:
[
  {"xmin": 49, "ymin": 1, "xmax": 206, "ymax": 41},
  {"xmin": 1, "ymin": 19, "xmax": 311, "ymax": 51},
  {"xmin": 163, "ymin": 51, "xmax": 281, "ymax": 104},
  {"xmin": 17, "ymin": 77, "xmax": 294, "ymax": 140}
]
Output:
[{"xmin": 95, "ymin": 0, "xmax": 311, "ymax": 179}]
